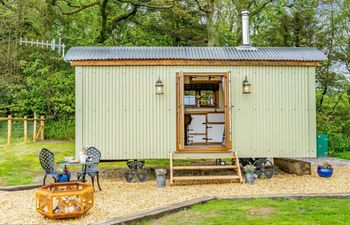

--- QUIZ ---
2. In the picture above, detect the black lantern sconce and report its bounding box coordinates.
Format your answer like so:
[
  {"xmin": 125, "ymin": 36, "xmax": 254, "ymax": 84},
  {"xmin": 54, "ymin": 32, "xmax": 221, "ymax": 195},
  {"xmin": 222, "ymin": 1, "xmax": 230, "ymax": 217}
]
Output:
[
  {"xmin": 155, "ymin": 77, "xmax": 164, "ymax": 95},
  {"xmin": 242, "ymin": 76, "xmax": 251, "ymax": 94}
]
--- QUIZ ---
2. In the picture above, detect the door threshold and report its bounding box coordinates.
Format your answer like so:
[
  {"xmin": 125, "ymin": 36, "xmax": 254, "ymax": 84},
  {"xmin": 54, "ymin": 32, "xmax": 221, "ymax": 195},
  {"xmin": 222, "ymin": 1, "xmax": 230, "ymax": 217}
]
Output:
[{"xmin": 178, "ymin": 147, "xmax": 229, "ymax": 152}]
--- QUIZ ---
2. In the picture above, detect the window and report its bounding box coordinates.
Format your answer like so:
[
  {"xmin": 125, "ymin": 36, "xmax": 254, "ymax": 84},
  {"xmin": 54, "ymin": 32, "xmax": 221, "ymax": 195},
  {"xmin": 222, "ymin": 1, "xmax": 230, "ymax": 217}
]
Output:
[
  {"xmin": 184, "ymin": 90, "xmax": 216, "ymax": 107},
  {"xmin": 200, "ymin": 90, "xmax": 215, "ymax": 106},
  {"xmin": 184, "ymin": 90, "xmax": 196, "ymax": 105}
]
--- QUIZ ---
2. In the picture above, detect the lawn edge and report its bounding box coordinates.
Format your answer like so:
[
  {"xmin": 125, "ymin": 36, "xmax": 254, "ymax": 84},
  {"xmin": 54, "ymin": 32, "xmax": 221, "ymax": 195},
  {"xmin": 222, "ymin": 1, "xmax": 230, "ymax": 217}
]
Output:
[
  {"xmin": 216, "ymin": 192, "xmax": 350, "ymax": 200},
  {"xmin": 0, "ymin": 184, "xmax": 41, "ymax": 191},
  {"xmin": 89, "ymin": 196, "xmax": 215, "ymax": 225},
  {"xmin": 89, "ymin": 192, "xmax": 350, "ymax": 225}
]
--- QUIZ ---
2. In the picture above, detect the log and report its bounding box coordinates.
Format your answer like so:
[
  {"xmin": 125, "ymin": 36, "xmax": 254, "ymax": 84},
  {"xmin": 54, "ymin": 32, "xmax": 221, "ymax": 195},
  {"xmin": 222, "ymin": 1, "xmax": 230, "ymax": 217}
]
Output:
[{"xmin": 274, "ymin": 158, "xmax": 311, "ymax": 176}]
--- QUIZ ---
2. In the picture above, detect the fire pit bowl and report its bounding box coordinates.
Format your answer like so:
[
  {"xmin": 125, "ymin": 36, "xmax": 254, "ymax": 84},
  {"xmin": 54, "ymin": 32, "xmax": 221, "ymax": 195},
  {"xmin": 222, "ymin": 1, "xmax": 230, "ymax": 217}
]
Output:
[{"xmin": 36, "ymin": 182, "xmax": 94, "ymax": 219}]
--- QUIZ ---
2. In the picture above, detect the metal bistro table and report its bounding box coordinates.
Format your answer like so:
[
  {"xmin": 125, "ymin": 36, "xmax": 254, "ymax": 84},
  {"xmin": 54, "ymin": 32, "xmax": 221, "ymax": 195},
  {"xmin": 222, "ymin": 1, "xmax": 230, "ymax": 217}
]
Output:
[{"xmin": 56, "ymin": 160, "xmax": 98, "ymax": 183}]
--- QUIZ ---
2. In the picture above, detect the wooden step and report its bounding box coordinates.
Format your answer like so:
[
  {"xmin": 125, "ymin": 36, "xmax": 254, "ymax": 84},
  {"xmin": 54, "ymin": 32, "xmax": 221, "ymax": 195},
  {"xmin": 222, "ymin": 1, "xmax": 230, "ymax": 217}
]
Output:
[
  {"xmin": 172, "ymin": 151, "xmax": 234, "ymax": 160},
  {"xmin": 173, "ymin": 175, "xmax": 241, "ymax": 181},
  {"xmin": 169, "ymin": 151, "xmax": 243, "ymax": 185},
  {"xmin": 173, "ymin": 165, "xmax": 237, "ymax": 170}
]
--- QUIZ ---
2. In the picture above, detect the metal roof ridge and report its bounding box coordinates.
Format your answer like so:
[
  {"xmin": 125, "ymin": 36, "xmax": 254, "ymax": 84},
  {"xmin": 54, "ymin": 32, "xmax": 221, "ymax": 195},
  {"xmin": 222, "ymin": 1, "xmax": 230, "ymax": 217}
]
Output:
[
  {"xmin": 64, "ymin": 45, "xmax": 327, "ymax": 62},
  {"xmin": 69, "ymin": 45, "xmax": 321, "ymax": 49}
]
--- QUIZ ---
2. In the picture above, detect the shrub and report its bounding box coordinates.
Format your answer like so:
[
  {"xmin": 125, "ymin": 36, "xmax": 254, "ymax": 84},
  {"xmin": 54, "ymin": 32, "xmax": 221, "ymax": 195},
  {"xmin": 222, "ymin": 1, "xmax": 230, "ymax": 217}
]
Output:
[{"xmin": 45, "ymin": 119, "xmax": 75, "ymax": 140}]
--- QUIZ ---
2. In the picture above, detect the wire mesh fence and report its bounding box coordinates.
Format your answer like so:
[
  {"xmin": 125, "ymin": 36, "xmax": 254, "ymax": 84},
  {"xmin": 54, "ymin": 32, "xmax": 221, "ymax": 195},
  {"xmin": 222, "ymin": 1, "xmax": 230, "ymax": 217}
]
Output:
[
  {"xmin": 0, "ymin": 121, "xmax": 35, "ymax": 145},
  {"xmin": 0, "ymin": 116, "xmax": 45, "ymax": 145}
]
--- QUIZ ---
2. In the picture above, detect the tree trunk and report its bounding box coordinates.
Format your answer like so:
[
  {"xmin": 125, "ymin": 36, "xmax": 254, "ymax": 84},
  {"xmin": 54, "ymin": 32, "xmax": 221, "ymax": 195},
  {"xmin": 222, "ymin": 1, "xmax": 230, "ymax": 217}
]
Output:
[
  {"xmin": 97, "ymin": 0, "xmax": 109, "ymax": 43},
  {"xmin": 207, "ymin": 14, "xmax": 215, "ymax": 46},
  {"xmin": 318, "ymin": 84, "xmax": 328, "ymax": 112},
  {"xmin": 206, "ymin": 1, "xmax": 216, "ymax": 47}
]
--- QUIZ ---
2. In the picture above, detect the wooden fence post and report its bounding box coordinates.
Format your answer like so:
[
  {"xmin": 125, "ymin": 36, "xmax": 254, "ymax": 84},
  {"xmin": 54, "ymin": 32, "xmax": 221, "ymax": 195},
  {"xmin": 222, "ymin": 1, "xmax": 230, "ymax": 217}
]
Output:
[
  {"xmin": 7, "ymin": 115, "xmax": 12, "ymax": 145},
  {"xmin": 24, "ymin": 116, "xmax": 28, "ymax": 144},
  {"xmin": 33, "ymin": 112, "xmax": 37, "ymax": 142},
  {"xmin": 40, "ymin": 116, "xmax": 45, "ymax": 141}
]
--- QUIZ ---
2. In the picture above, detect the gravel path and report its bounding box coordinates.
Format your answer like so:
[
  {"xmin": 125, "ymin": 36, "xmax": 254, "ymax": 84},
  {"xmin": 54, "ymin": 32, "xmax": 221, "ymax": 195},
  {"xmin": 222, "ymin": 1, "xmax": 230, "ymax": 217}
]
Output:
[
  {"xmin": 1, "ymin": 166, "xmax": 350, "ymax": 224},
  {"xmin": 297, "ymin": 157, "xmax": 350, "ymax": 167}
]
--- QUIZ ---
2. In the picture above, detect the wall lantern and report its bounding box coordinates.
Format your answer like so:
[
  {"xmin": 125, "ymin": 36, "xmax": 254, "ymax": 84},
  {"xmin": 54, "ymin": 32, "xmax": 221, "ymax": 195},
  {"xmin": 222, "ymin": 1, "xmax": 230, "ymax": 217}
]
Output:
[
  {"xmin": 155, "ymin": 77, "xmax": 164, "ymax": 95},
  {"xmin": 242, "ymin": 76, "xmax": 251, "ymax": 94}
]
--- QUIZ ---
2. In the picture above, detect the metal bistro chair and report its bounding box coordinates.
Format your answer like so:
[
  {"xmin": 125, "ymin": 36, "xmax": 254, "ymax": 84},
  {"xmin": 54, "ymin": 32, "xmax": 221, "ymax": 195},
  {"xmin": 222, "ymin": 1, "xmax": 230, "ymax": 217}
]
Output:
[
  {"xmin": 39, "ymin": 148, "xmax": 62, "ymax": 185},
  {"xmin": 78, "ymin": 147, "xmax": 102, "ymax": 191}
]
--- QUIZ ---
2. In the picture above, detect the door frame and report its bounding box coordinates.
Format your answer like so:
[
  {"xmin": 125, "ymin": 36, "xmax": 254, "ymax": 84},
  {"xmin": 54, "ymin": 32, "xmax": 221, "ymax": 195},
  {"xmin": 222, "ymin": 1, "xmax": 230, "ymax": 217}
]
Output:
[{"xmin": 176, "ymin": 72, "xmax": 232, "ymax": 152}]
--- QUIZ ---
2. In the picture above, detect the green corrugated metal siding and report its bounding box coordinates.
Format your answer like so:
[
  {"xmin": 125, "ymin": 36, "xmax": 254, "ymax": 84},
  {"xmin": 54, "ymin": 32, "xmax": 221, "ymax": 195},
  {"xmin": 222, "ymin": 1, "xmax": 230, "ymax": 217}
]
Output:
[
  {"xmin": 230, "ymin": 66, "xmax": 316, "ymax": 157},
  {"xmin": 75, "ymin": 66, "xmax": 316, "ymax": 159}
]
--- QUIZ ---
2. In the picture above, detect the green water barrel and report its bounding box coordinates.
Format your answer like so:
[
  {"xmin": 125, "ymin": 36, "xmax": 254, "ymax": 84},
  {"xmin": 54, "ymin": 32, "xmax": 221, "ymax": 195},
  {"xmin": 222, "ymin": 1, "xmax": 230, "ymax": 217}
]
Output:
[{"xmin": 317, "ymin": 134, "xmax": 329, "ymax": 157}]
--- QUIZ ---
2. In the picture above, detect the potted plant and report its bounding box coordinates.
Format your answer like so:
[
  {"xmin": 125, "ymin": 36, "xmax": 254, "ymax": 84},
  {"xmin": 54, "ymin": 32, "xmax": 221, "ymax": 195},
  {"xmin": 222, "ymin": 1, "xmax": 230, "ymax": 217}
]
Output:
[
  {"xmin": 155, "ymin": 168, "xmax": 167, "ymax": 188},
  {"xmin": 57, "ymin": 168, "xmax": 71, "ymax": 182},
  {"xmin": 244, "ymin": 164, "xmax": 256, "ymax": 184},
  {"xmin": 317, "ymin": 162, "xmax": 333, "ymax": 178}
]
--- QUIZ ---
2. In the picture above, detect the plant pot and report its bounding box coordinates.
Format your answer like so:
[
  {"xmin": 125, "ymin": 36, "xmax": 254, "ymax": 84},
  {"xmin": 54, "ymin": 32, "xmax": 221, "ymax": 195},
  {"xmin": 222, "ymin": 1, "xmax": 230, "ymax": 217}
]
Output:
[
  {"xmin": 156, "ymin": 175, "xmax": 166, "ymax": 188},
  {"xmin": 245, "ymin": 173, "xmax": 255, "ymax": 184},
  {"xmin": 317, "ymin": 168, "xmax": 333, "ymax": 178},
  {"xmin": 58, "ymin": 173, "xmax": 71, "ymax": 182},
  {"xmin": 263, "ymin": 168, "xmax": 275, "ymax": 179}
]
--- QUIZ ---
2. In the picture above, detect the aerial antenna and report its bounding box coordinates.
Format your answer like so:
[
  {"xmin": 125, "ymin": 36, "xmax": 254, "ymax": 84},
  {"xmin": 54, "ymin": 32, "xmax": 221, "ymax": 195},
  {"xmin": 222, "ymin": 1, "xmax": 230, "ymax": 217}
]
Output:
[{"xmin": 19, "ymin": 36, "xmax": 65, "ymax": 58}]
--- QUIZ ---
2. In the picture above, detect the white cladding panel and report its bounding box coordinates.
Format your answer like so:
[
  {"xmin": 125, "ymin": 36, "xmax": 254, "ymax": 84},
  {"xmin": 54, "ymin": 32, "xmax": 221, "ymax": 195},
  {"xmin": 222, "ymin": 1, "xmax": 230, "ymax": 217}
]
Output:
[{"xmin": 76, "ymin": 66, "xmax": 316, "ymax": 159}]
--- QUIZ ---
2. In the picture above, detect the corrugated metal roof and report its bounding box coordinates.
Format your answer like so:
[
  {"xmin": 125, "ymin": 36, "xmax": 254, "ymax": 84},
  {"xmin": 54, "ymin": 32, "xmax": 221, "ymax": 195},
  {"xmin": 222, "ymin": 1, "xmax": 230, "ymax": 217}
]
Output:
[{"xmin": 64, "ymin": 46, "xmax": 326, "ymax": 62}]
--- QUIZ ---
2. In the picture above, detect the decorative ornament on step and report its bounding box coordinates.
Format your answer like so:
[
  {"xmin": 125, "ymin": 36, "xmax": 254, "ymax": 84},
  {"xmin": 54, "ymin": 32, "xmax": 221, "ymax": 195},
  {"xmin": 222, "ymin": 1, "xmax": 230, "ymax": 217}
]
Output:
[{"xmin": 124, "ymin": 160, "xmax": 148, "ymax": 182}]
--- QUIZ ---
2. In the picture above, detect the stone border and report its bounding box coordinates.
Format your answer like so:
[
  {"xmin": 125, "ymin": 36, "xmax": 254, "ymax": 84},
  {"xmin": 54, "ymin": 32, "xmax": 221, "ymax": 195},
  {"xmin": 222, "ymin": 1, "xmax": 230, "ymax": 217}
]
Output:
[
  {"xmin": 216, "ymin": 192, "xmax": 350, "ymax": 200},
  {"xmin": 0, "ymin": 184, "xmax": 41, "ymax": 191},
  {"xmin": 90, "ymin": 196, "xmax": 215, "ymax": 225},
  {"xmin": 90, "ymin": 192, "xmax": 350, "ymax": 225}
]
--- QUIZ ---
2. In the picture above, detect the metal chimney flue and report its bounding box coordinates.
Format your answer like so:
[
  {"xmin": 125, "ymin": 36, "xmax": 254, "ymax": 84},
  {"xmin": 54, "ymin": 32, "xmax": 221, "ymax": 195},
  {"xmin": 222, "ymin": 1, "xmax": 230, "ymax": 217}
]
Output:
[{"xmin": 241, "ymin": 10, "xmax": 250, "ymax": 46}]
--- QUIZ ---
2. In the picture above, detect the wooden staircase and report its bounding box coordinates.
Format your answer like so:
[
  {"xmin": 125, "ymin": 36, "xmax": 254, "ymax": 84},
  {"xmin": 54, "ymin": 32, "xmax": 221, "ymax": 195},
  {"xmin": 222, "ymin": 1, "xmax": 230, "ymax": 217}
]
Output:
[{"xmin": 170, "ymin": 151, "xmax": 243, "ymax": 185}]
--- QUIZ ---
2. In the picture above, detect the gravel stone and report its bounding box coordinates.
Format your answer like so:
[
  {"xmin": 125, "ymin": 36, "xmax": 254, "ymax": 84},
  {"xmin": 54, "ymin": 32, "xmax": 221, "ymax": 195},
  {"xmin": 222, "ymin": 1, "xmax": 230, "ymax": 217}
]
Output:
[{"xmin": 0, "ymin": 166, "xmax": 349, "ymax": 224}]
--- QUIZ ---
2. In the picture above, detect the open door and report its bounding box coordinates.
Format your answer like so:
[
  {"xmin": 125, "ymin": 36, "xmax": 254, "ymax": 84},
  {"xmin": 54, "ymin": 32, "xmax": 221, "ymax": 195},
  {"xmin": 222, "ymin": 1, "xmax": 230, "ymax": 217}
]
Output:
[
  {"xmin": 224, "ymin": 72, "xmax": 232, "ymax": 149},
  {"xmin": 176, "ymin": 72, "xmax": 185, "ymax": 151},
  {"xmin": 176, "ymin": 72, "xmax": 231, "ymax": 152}
]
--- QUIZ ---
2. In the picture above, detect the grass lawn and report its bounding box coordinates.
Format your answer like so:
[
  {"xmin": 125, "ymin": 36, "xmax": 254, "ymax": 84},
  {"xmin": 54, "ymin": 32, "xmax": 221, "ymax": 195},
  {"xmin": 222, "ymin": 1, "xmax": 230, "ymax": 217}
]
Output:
[
  {"xmin": 331, "ymin": 151, "xmax": 350, "ymax": 160},
  {"xmin": 0, "ymin": 140, "xmax": 188, "ymax": 186},
  {"xmin": 142, "ymin": 198, "xmax": 350, "ymax": 225},
  {"xmin": 0, "ymin": 140, "xmax": 75, "ymax": 186}
]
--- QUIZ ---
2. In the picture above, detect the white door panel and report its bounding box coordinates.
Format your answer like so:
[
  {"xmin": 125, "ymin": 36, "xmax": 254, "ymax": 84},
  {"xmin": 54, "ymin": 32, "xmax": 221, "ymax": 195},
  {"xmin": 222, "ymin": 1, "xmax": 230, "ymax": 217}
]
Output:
[
  {"xmin": 207, "ymin": 113, "xmax": 224, "ymax": 123},
  {"xmin": 187, "ymin": 115, "xmax": 206, "ymax": 134},
  {"xmin": 207, "ymin": 124, "xmax": 225, "ymax": 143},
  {"xmin": 187, "ymin": 135, "xmax": 206, "ymax": 144}
]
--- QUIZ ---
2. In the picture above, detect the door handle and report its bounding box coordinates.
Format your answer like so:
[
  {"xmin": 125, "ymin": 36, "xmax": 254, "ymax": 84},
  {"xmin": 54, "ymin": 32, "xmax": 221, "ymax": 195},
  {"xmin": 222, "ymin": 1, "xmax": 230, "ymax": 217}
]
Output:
[{"xmin": 207, "ymin": 126, "xmax": 212, "ymax": 129}]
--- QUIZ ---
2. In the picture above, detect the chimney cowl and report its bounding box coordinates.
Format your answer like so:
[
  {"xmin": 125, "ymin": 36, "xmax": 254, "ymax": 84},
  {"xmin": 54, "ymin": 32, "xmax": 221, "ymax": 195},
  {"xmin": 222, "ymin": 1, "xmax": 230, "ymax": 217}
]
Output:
[{"xmin": 241, "ymin": 10, "xmax": 250, "ymax": 46}]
